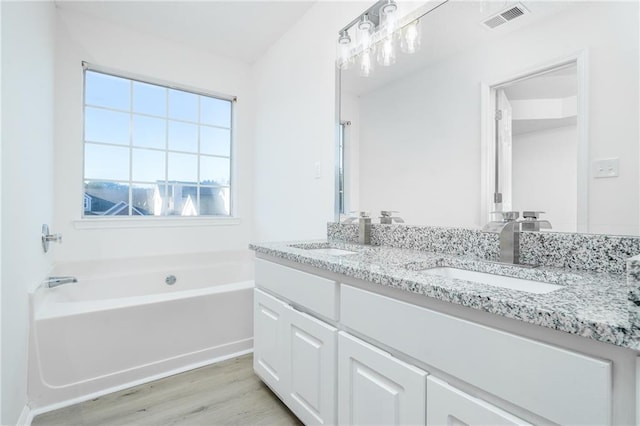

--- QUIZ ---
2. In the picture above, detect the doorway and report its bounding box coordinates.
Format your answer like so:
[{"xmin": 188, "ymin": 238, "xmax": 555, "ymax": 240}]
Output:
[{"xmin": 482, "ymin": 56, "xmax": 587, "ymax": 233}]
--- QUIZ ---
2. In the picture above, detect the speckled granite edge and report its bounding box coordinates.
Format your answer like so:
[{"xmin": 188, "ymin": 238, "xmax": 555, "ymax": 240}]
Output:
[
  {"xmin": 250, "ymin": 240, "xmax": 640, "ymax": 350},
  {"xmin": 327, "ymin": 222, "xmax": 640, "ymax": 275},
  {"xmin": 628, "ymin": 255, "xmax": 640, "ymax": 330}
]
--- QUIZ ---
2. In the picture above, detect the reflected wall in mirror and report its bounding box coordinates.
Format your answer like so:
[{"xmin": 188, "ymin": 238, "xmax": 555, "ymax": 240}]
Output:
[
  {"xmin": 338, "ymin": 1, "xmax": 639, "ymax": 236},
  {"xmin": 489, "ymin": 61, "xmax": 582, "ymax": 234}
]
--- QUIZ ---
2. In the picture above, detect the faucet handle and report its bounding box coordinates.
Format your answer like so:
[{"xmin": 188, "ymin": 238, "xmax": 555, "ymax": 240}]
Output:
[
  {"xmin": 491, "ymin": 211, "xmax": 519, "ymax": 221},
  {"xmin": 522, "ymin": 211, "xmax": 545, "ymax": 220},
  {"xmin": 380, "ymin": 210, "xmax": 398, "ymax": 217}
]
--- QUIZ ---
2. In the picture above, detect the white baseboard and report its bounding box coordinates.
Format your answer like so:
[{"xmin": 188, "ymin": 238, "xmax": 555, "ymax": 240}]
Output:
[{"xmin": 29, "ymin": 348, "xmax": 253, "ymax": 423}]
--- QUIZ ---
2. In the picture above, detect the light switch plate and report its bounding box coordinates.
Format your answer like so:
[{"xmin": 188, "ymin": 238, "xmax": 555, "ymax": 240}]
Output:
[
  {"xmin": 593, "ymin": 158, "xmax": 619, "ymax": 178},
  {"xmin": 314, "ymin": 161, "xmax": 322, "ymax": 179}
]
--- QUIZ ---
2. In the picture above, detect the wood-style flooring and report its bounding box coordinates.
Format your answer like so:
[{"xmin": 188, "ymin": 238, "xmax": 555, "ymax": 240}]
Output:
[{"xmin": 32, "ymin": 354, "xmax": 302, "ymax": 426}]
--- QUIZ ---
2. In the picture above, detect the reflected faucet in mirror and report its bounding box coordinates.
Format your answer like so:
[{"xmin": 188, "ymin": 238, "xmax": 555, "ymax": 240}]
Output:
[
  {"xmin": 482, "ymin": 211, "xmax": 552, "ymax": 265},
  {"xmin": 380, "ymin": 210, "xmax": 405, "ymax": 224}
]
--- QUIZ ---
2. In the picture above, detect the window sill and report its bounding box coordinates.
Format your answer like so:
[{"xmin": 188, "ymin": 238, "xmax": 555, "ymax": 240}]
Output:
[{"xmin": 74, "ymin": 216, "xmax": 241, "ymax": 230}]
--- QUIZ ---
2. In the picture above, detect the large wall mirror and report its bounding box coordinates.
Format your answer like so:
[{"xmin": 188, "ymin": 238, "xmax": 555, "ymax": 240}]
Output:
[{"xmin": 338, "ymin": 0, "xmax": 639, "ymax": 236}]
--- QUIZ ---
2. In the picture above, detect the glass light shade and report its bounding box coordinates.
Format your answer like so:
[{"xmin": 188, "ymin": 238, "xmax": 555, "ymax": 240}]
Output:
[
  {"xmin": 359, "ymin": 49, "xmax": 374, "ymax": 77},
  {"xmin": 379, "ymin": 0, "xmax": 398, "ymax": 36},
  {"xmin": 336, "ymin": 31, "xmax": 353, "ymax": 70},
  {"xmin": 357, "ymin": 21, "xmax": 374, "ymax": 52},
  {"xmin": 400, "ymin": 19, "xmax": 421, "ymax": 54},
  {"xmin": 377, "ymin": 36, "xmax": 396, "ymax": 67}
]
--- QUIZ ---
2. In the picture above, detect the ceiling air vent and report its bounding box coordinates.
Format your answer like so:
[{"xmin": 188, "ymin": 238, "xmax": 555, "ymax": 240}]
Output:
[{"xmin": 482, "ymin": 3, "xmax": 529, "ymax": 29}]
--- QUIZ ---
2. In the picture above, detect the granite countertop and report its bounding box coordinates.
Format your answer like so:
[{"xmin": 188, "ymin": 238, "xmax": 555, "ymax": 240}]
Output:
[{"xmin": 250, "ymin": 240, "xmax": 640, "ymax": 350}]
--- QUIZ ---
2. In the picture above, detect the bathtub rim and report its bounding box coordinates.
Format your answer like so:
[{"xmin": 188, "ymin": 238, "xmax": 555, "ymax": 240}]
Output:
[{"xmin": 49, "ymin": 249, "xmax": 256, "ymax": 282}]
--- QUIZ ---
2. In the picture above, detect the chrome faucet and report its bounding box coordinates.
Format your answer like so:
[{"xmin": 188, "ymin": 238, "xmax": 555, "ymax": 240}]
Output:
[
  {"xmin": 344, "ymin": 211, "xmax": 372, "ymax": 245},
  {"xmin": 482, "ymin": 211, "xmax": 551, "ymax": 265},
  {"xmin": 379, "ymin": 211, "xmax": 405, "ymax": 225},
  {"xmin": 44, "ymin": 276, "xmax": 77, "ymax": 288}
]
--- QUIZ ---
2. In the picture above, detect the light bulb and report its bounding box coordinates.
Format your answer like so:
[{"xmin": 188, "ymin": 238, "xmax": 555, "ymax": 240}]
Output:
[
  {"xmin": 359, "ymin": 49, "xmax": 374, "ymax": 77},
  {"xmin": 400, "ymin": 19, "xmax": 421, "ymax": 54},
  {"xmin": 377, "ymin": 36, "xmax": 396, "ymax": 66}
]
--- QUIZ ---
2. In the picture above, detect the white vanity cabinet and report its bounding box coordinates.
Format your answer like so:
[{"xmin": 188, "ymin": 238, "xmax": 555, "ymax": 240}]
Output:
[
  {"xmin": 338, "ymin": 332, "xmax": 427, "ymax": 426},
  {"xmin": 426, "ymin": 376, "xmax": 530, "ymax": 425},
  {"xmin": 253, "ymin": 257, "xmax": 630, "ymax": 425},
  {"xmin": 253, "ymin": 258, "xmax": 339, "ymax": 426},
  {"xmin": 254, "ymin": 288, "xmax": 337, "ymax": 425}
]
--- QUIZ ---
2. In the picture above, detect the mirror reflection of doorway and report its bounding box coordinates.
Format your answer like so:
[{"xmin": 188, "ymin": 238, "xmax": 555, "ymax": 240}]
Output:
[{"xmin": 491, "ymin": 62, "xmax": 580, "ymax": 233}]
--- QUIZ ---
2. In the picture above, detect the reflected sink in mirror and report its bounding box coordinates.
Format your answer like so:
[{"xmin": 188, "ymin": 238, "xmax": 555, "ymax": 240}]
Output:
[
  {"xmin": 306, "ymin": 248, "xmax": 357, "ymax": 256},
  {"xmin": 421, "ymin": 267, "xmax": 563, "ymax": 294},
  {"xmin": 288, "ymin": 243, "xmax": 359, "ymax": 256}
]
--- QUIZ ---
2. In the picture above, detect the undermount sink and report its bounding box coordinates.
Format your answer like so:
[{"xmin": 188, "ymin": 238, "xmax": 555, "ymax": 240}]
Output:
[
  {"xmin": 421, "ymin": 267, "xmax": 563, "ymax": 294},
  {"xmin": 306, "ymin": 248, "xmax": 357, "ymax": 256}
]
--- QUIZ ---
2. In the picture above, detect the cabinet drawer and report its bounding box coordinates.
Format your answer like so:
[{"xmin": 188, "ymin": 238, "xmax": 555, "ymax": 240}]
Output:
[
  {"xmin": 256, "ymin": 258, "xmax": 338, "ymax": 320},
  {"xmin": 427, "ymin": 376, "xmax": 531, "ymax": 425},
  {"xmin": 341, "ymin": 285, "xmax": 612, "ymax": 425}
]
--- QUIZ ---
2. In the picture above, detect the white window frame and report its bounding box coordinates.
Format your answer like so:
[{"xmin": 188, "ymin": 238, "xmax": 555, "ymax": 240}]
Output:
[{"xmin": 78, "ymin": 62, "xmax": 239, "ymax": 228}]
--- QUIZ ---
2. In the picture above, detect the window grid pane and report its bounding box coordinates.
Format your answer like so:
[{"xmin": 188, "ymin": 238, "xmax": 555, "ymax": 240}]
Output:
[{"xmin": 83, "ymin": 68, "xmax": 233, "ymax": 217}]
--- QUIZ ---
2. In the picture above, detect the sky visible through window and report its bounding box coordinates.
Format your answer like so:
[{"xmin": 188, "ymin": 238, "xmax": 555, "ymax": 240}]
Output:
[{"xmin": 83, "ymin": 70, "xmax": 233, "ymax": 217}]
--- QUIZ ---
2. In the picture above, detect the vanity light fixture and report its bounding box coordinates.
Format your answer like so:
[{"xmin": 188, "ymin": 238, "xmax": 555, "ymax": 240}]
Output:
[{"xmin": 336, "ymin": 0, "xmax": 422, "ymax": 76}]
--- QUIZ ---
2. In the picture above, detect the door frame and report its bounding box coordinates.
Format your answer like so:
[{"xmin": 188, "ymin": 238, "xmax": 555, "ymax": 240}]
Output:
[{"xmin": 479, "ymin": 50, "xmax": 589, "ymax": 231}]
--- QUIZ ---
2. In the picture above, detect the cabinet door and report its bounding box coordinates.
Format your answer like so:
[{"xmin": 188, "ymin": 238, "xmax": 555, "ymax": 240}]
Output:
[
  {"xmin": 338, "ymin": 332, "xmax": 427, "ymax": 426},
  {"xmin": 427, "ymin": 376, "xmax": 531, "ymax": 425},
  {"xmin": 253, "ymin": 289, "xmax": 288, "ymax": 396},
  {"xmin": 285, "ymin": 307, "xmax": 337, "ymax": 426}
]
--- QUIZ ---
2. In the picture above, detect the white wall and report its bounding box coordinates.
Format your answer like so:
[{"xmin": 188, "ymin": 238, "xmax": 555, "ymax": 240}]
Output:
[
  {"xmin": 53, "ymin": 9, "xmax": 255, "ymax": 262},
  {"xmin": 1, "ymin": 2, "xmax": 56, "ymax": 423},
  {"xmin": 355, "ymin": 2, "xmax": 639, "ymax": 234},
  {"xmin": 512, "ymin": 125, "xmax": 578, "ymax": 232},
  {"xmin": 251, "ymin": 1, "xmax": 365, "ymax": 242}
]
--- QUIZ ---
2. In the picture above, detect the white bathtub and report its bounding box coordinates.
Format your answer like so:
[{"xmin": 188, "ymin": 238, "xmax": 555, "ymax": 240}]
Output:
[{"xmin": 28, "ymin": 250, "xmax": 255, "ymax": 411}]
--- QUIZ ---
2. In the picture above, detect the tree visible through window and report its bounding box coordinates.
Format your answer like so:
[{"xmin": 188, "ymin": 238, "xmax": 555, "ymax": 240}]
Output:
[{"xmin": 83, "ymin": 67, "xmax": 233, "ymax": 217}]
